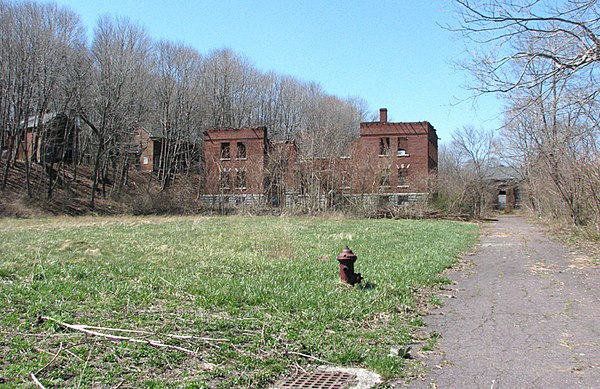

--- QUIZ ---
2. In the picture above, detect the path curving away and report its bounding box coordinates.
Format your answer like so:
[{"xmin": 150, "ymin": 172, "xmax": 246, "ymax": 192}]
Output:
[{"xmin": 409, "ymin": 215, "xmax": 599, "ymax": 388}]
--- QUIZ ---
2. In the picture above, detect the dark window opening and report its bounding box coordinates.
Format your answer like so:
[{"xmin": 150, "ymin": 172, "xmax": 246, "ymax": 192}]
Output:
[
  {"xmin": 379, "ymin": 137, "xmax": 390, "ymax": 156},
  {"xmin": 219, "ymin": 170, "xmax": 231, "ymax": 192},
  {"xmin": 397, "ymin": 137, "xmax": 408, "ymax": 156},
  {"xmin": 236, "ymin": 169, "xmax": 247, "ymax": 189},
  {"xmin": 341, "ymin": 170, "xmax": 351, "ymax": 190},
  {"xmin": 236, "ymin": 142, "xmax": 247, "ymax": 159},
  {"xmin": 220, "ymin": 142, "xmax": 230, "ymax": 159},
  {"xmin": 379, "ymin": 169, "xmax": 390, "ymax": 187},
  {"xmin": 397, "ymin": 168, "xmax": 407, "ymax": 186}
]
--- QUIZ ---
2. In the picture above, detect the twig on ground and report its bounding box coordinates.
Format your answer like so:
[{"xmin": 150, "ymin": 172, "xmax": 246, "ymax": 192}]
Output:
[
  {"xmin": 29, "ymin": 372, "xmax": 46, "ymax": 389},
  {"xmin": 112, "ymin": 380, "xmax": 125, "ymax": 389},
  {"xmin": 286, "ymin": 351, "xmax": 333, "ymax": 365},
  {"xmin": 63, "ymin": 348, "xmax": 84, "ymax": 361},
  {"xmin": 40, "ymin": 316, "xmax": 197, "ymax": 356},
  {"xmin": 35, "ymin": 342, "xmax": 63, "ymax": 375}
]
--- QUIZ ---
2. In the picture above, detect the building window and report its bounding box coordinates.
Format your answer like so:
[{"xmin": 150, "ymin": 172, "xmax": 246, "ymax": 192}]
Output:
[
  {"xmin": 379, "ymin": 137, "xmax": 390, "ymax": 156},
  {"xmin": 236, "ymin": 169, "xmax": 247, "ymax": 190},
  {"xmin": 341, "ymin": 170, "xmax": 351, "ymax": 190},
  {"xmin": 219, "ymin": 170, "xmax": 231, "ymax": 192},
  {"xmin": 397, "ymin": 168, "xmax": 408, "ymax": 187},
  {"xmin": 397, "ymin": 137, "xmax": 408, "ymax": 156},
  {"xmin": 236, "ymin": 142, "xmax": 247, "ymax": 159},
  {"xmin": 379, "ymin": 169, "xmax": 390, "ymax": 188},
  {"xmin": 220, "ymin": 142, "xmax": 230, "ymax": 160}
]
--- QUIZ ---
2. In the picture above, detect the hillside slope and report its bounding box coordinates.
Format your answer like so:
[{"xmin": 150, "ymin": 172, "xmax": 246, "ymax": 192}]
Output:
[{"xmin": 0, "ymin": 161, "xmax": 200, "ymax": 216}]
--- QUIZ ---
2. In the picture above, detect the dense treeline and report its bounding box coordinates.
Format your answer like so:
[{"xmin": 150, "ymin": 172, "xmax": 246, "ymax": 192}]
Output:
[{"xmin": 0, "ymin": 0, "xmax": 367, "ymax": 208}]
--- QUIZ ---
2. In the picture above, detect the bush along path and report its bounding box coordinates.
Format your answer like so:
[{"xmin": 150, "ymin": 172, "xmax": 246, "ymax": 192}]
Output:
[{"xmin": 408, "ymin": 215, "xmax": 600, "ymax": 388}]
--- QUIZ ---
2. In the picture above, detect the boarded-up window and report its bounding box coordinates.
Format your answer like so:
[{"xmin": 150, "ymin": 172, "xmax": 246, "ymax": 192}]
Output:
[
  {"xmin": 380, "ymin": 169, "xmax": 390, "ymax": 187},
  {"xmin": 341, "ymin": 170, "xmax": 351, "ymax": 190}
]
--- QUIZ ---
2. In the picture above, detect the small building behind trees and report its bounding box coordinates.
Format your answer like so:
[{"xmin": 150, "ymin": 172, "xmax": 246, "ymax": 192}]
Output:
[
  {"xmin": 8, "ymin": 112, "xmax": 79, "ymax": 164},
  {"xmin": 485, "ymin": 166, "xmax": 522, "ymax": 211},
  {"xmin": 133, "ymin": 127, "xmax": 164, "ymax": 172}
]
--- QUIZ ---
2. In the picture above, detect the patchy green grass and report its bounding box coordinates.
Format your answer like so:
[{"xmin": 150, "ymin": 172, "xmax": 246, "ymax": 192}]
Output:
[{"xmin": 0, "ymin": 215, "xmax": 478, "ymax": 387}]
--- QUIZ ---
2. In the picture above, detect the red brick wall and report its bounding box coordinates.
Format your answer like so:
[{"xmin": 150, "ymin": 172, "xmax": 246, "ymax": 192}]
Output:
[
  {"xmin": 351, "ymin": 121, "xmax": 438, "ymax": 193},
  {"xmin": 203, "ymin": 127, "xmax": 268, "ymax": 194},
  {"xmin": 133, "ymin": 128, "xmax": 154, "ymax": 172}
]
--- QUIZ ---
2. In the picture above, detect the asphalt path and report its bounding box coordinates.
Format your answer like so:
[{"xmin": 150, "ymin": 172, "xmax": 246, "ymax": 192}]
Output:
[{"xmin": 408, "ymin": 215, "xmax": 600, "ymax": 388}]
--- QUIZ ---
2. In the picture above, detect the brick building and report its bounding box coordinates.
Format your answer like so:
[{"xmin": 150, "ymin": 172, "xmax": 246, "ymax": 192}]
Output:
[
  {"xmin": 203, "ymin": 127, "xmax": 271, "ymax": 204},
  {"xmin": 347, "ymin": 108, "xmax": 438, "ymax": 199},
  {"xmin": 202, "ymin": 108, "xmax": 438, "ymax": 207}
]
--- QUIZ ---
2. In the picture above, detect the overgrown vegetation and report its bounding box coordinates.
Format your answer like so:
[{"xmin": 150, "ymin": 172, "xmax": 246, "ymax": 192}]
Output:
[
  {"xmin": 451, "ymin": 0, "xmax": 600, "ymax": 233},
  {"xmin": 0, "ymin": 216, "xmax": 478, "ymax": 387}
]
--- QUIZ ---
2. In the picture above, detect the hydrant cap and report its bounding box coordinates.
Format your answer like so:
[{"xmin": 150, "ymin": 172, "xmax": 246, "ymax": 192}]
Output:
[{"xmin": 337, "ymin": 246, "xmax": 357, "ymax": 261}]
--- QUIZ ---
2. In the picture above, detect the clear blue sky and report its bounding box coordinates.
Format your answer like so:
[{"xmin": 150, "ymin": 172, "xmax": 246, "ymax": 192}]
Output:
[{"xmin": 52, "ymin": 0, "xmax": 503, "ymax": 143}]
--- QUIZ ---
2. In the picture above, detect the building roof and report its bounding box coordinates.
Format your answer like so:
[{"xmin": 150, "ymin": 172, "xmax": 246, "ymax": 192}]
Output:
[
  {"xmin": 137, "ymin": 126, "xmax": 166, "ymax": 139},
  {"xmin": 20, "ymin": 112, "xmax": 60, "ymax": 129},
  {"xmin": 485, "ymin": 165, "xmax": 523, "ymax": 182}
]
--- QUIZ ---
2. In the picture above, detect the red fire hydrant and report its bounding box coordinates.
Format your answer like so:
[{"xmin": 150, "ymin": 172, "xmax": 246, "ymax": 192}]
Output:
[{"xmin": 337, "ymin": 246, "xmax": 362, "ymax": 286}]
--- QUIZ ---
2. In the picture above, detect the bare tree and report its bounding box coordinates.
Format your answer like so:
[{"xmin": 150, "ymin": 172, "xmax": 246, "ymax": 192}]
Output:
[
  {"xmin": 76, "ymin": 15, "xmax": 152, "ymax": 208},
  {"xmin": 437, "ymin": 126, "xmax": 497, "ymax": 218},
  {"xmin": 150, "ymin": 40, "xmax": 204, "ymax": 189},
  {"xmin": 0, "ymin": 1, "xmax": 84, "ymax": 198},
  {"xmin": 453, "ymin": 0, "xmax": 600, "ymax": 228},
  {"xmin": 201, "ymin": 48, "xmax": 256, "ymax": 128},
  {"xmin": 453, "ymin": 0, "xmax": 600, "ymax": 93}
]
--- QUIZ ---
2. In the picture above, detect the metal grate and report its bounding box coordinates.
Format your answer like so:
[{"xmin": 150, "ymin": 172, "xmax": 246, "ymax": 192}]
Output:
[{"xmin": 275, "ymin": 370, "xmax": 357, "ymax": 389}]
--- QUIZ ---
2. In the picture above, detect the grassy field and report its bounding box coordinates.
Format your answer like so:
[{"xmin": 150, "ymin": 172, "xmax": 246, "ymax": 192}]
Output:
[{"xmin": 0, "ymin": 215, "xmax": 478, "ymax": 388}]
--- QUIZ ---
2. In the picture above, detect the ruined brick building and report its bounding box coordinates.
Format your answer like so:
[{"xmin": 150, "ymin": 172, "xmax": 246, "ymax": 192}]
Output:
[{"xmin": 202, "ymin": 108, "xmax": 438, "ymax": 207}]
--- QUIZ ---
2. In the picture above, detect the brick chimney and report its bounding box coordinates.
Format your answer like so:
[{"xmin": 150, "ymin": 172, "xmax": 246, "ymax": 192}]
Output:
[{"xmin": 379, "ymin": 108, "xmax": 388, "ymax": 123}]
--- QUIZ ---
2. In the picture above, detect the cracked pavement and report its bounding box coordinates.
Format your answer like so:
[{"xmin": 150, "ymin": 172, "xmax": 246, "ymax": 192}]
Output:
[{"xmin": 409, "ymin": 215, "xmax": 600, "ymax": 388}]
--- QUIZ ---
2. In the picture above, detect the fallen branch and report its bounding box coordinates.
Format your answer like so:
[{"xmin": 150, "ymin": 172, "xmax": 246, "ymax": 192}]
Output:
[
  {"xmin": 285, "ymin": 351, "xmax": 333, "ymax": 365},
  {"xmin": 29, "ymin": 372, "xmax": 46, "ymax": 389},
  {"xmin": 65, "ymin": 324, "xmax": 229, "ymax": 342},
  {"xmin": 40, "ymin": 316, "xmax": 197, "ymax": 356}
]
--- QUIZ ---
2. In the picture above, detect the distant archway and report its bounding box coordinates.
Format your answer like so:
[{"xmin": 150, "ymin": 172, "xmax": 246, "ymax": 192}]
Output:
[{"xmin": 498, "ymin": 190, "xmax": 507, "ymax": 210}]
